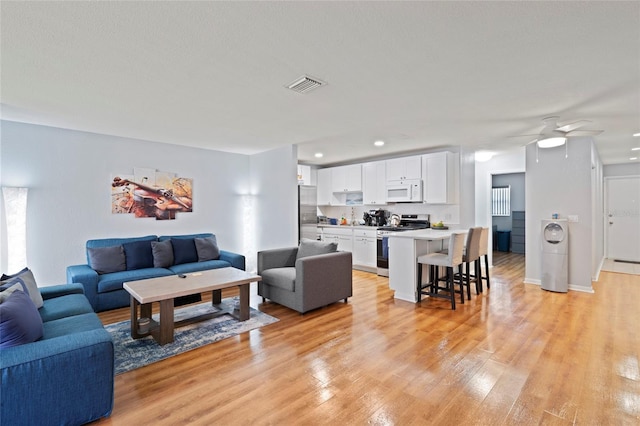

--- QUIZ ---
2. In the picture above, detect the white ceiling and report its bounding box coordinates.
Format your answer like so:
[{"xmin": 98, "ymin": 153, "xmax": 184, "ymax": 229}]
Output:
[{"xmin": 2, "ymin": 1, "xmax": 639, "ymax": 166}]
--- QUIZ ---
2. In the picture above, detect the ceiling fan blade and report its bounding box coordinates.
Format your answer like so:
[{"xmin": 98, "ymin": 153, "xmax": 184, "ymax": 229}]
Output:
[
  {"xmin": 555, "ymin": 120, "xmax": 592, "ymax": 133},
  {"xmin": 566, "ymin": 130, "xmax": 603, "ymax": 137}
]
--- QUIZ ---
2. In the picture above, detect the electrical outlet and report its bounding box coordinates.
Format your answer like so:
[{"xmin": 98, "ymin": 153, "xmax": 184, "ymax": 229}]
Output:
[{"xmin": 568, "ymin": 215, "xmax": 579, "ymax": 222}]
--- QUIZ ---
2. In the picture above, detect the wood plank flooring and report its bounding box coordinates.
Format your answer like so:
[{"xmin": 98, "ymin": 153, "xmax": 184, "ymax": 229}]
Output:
[{"xmin": 94, "ymin": 252, "xmax": 640, "ymax": 425}]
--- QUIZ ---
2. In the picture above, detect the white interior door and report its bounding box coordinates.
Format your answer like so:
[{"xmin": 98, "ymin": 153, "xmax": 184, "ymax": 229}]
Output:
[{"xmin": 606, "ymin": 177, "xmax": 640, "ymax": 262}]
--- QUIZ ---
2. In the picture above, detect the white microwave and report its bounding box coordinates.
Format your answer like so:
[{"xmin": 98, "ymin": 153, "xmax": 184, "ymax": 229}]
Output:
[{"xmin": 386, "ymin": 179, "xmax": 423, "ymax": 203}]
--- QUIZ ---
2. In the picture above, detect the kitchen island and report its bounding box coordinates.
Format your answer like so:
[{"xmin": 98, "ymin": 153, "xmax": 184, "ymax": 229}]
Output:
[{"xmin": 387, "ymin": 228, "xmax": 466, "ymax": 302}]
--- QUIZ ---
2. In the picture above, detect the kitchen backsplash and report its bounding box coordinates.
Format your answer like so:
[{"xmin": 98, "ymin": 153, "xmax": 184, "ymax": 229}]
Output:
[{"xmin": 318, "ymin": 203, "xmax": 460, "ymax": 225}]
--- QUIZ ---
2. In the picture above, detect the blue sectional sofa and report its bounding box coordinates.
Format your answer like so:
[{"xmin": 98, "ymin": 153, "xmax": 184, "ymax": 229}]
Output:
[
  {"xmin": 67, "ymin": 233, "xmax": 245, "ymax": 312},
  {"xmin": 0, "ymin": 283, "xmax": 114, "ymax": 426}
]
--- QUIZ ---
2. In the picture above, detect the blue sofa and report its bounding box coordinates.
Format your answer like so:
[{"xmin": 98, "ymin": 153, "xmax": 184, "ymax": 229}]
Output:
[
  {"xmin": 0, "ymin": 283, "xmax": 114, "ymax": 426},
  {"xmin": 67, "ymin": 233, "xmax": 245, "ymax": 312}
]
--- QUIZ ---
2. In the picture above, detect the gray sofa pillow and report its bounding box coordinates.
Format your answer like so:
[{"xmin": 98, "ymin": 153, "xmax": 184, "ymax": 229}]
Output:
[
  {"xmin": 195, "ymin": 236, "xmax": 220, "ymax": 261},
  {"xmin": 0, "ymin": 267, "xmax": 44, "ymax": 309},
  {"xmin": 151, "ymin": 240, "xmax": 174, "ymax": 268},
  {"xmin": 296, "ymin": 238, "xmax": 338, "ymax": 260},
  {"xmin": 87, "ymin": 246, "xmax": 126, "ymax": 274}
]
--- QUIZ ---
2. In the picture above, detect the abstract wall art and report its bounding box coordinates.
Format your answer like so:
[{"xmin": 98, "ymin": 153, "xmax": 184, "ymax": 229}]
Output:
[{"xmin": 111, "ymin": 168, "xmax": 193, "ymax": 220}]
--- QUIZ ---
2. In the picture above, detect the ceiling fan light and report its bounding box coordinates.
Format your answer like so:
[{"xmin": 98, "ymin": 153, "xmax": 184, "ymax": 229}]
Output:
[{"xmin": 537, "ymin": 137, "xmax": 567, "ymax": 148}]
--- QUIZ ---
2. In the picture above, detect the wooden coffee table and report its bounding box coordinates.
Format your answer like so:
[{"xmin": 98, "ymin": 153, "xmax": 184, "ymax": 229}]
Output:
[{"xmin": 123, "ymin": 267, "xmax": 261, "ymax": 345}]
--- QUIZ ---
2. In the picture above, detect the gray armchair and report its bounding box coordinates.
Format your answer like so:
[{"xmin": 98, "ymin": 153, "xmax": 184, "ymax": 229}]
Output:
[{"xmin": 257, "ymin": 242, "xmax": 352, "ymax": 314}]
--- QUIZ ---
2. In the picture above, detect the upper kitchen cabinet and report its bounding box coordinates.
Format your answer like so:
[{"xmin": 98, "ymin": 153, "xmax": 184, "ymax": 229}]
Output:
[
  {"xmin": 317, "ymin": 168, "xmax": 333, "ymax": 205},
  {"xmin": 422, "ymin": 152, "xmax": 459, "ymax": 204},
  {"xmin": 386, "ymin": 156, "xmax": 422, "ymax": 182},
  {"xmin": 331, "ymin": 164, "xmax": 362, "ymax": 193},
  {"xmin": 362, "ymin": 161, "xmax": 387, "ymax": 205}
]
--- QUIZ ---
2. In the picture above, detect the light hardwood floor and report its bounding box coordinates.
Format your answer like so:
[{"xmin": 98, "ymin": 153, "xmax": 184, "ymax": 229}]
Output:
[{"xmin": 94, "ymin": 253, "xmax": 640, "ymax": 425}]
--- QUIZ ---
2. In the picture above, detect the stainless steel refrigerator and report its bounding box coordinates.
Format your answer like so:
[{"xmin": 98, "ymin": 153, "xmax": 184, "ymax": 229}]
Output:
[{"xmin": 298, "ymin": 185, "xmax": 318, "ymax": 242}]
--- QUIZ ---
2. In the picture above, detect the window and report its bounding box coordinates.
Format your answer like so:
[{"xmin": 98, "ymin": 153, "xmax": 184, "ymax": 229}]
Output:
[{"xmin": 492, "ymin": 186, "xmax": 510, "ymax": 216}]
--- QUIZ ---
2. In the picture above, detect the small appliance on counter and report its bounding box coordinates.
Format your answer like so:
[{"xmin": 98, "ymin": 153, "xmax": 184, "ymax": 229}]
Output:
[
  {"xmin": 370, "ymin": 209, "xmax": 390, "ymax": 227},
  {"xmin": 317, "ymin": 215, "xmax": 328, "ymax": 225}
]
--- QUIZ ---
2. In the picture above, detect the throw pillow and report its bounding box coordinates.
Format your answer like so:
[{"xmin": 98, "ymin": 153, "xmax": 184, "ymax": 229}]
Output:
[
  {"xmin": 123, "ymin": 240, "xmax": 154, "ymax": 270},
  {"xmin": 0, "ymin": 281, "xmax": 28, "ymax": 304},
  {"xmin": 87, "ymin": 246, "xmax": 127, "ymax": 274},
  {"xmin": 151, "ymin": 240, "xmax": 174, "ymax": 268},
  {"xmin": 0, "ymin": 290, "xmax": 44, "ymax": 349},
  {"xmin": 194, "ymin": 236, "xmax": 220, "ymax": 261},
  {"xmin": 172, "ymin": 238, "xmax": 198, "ymax": 265},
  {"xmin": 0, "ymin": 267, "xmax": 44, "ymax": 309},
  {"xmin": 296, "ymin": 238, "xmax": 338, "ymax": 260}
]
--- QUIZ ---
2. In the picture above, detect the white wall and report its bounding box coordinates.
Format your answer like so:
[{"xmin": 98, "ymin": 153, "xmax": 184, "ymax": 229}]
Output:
[
  {"xmin": 525, "ymin": 137, "xmax": 597, "ymax": 292},
  {"xmin": 603, "ymin": 163, "xmax": 640, "ymax": 177},
  {"xmin": 250, "ymin": 144, "xmax": 299, "ymax": 261},
  {"xmin": 0, "ymin": 121, "xmax": 295, "ymax": 284}
]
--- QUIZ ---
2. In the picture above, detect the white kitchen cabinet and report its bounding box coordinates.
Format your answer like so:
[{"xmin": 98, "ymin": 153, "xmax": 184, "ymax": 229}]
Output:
[
  {"xmin": 317, "ymin": 168, "xmax": 333, "ymax": 205},
  {"xmin": 321, "ymin": 227, "xmax": 354, "ymax": 257},
  {"xmin": 422, "ymin": 152, "xmax": 459, "ymax": 204},
  {"xmin": 386, "ymin": 156, "xmax": 422, "ymax": 182},
  {"xmin": 331, "ymin": 164, "xmax": 362, "ymax": 193},
  {"xmin": 362, "ymin": 161, "xmax": 387, "ymax": 205},
  {"xmin": 352, "ymin": 229, "xmax": 377, "ymax": 270}
]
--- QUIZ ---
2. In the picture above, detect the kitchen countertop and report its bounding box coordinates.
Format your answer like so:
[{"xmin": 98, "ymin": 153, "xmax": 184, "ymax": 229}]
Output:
[
  {"xmin": 385, "ymin": 228, "xmax": 465, "ymax": 239},
  {"xmin": 318, "ymin": 224, "xmax": 379, "ymax": 230}
]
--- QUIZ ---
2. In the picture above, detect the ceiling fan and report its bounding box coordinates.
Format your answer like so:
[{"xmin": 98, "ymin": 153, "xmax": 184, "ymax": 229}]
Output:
[{"xmin": 524, "ymin": 116, "xmax": 604, "ymax": 148}]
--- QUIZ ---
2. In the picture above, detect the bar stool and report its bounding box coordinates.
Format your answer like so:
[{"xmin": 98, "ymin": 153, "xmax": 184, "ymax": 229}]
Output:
[
  {"xmin": 416, "ymin": 232, "xmax": 466, "ymax": 310},
  {"xmin": 461, "ymin": 227, "xmax": 482, "ymax": 297},
  {"xmin": 477, "ymin": 227, "xmax": 491, "ymax": 291}
]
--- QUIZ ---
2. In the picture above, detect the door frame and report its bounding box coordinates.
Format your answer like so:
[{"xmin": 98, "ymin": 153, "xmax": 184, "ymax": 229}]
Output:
[{"xmin": 604, "ymin": 175, "xmax": 640, "ymax": 260}]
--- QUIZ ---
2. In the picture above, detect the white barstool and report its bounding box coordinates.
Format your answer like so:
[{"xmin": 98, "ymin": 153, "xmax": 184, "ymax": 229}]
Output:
[
  {"xmin": 462, "ymin": 227, "xmax": 482, "ymax": 296},
  {"xmin": 416, "ymin": 232, "xmax": 466, "ymax": 310}
]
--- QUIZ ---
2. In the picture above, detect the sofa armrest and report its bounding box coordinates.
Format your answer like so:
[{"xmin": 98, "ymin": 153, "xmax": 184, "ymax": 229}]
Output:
[
  {"xmin": 66, "ymin": 264, "xmax": 99, "ymax": 310},
  {"xmin": 39, "ymin": 283, "xmax": 85, "ymax": 301},
  {"xmin": 257, "ymin": 247, "xmax": 298, "ymax": 274},
  {"xmin": 0, "ymin": 328, "xmax": 114, "ymax": 425},
  {"xmin": 295, "ymin": 251, "xmax": 353, "ymax": 311},
  {"xmin": 219, "ymin": 250, "xmax": 246, "ymax": 271}
]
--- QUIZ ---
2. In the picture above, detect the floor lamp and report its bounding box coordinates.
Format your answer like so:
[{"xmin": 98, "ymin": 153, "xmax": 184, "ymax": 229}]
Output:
[{"xmin": 2, "ymin": 187, "xmax": 28, "ymax": 273}]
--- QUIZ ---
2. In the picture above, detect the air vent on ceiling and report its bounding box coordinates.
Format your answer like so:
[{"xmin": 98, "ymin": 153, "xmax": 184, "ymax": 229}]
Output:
[{"xmin": 286, "ymin": 75, "xmax": 326, "ymax": 94}]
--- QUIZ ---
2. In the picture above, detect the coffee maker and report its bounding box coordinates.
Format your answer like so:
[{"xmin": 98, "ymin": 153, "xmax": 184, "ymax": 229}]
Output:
[{"xmin": 370, "ymin": 209, "xmax": 389, "ymax": 227}]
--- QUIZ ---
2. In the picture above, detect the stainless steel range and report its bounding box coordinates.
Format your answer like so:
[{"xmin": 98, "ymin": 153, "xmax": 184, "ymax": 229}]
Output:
[{"xmin": 376, "ymin": 214, "xmax": 430, "ymax": 276}]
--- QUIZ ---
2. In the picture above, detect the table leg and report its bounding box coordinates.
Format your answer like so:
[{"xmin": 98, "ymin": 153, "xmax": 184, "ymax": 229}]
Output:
[
  {"xmin": 130, "ymin": 296, "xmax": 141, "ymax": 339},
  {"xmin": 212, "ymin": 289, "xmax": 222, "ymax": 305},
  {"xmin": 238, "ymin": 283, "xmax": 250, "ymax": 321},
  {"xmin": 157, "ymin": 298, "xmax": 175, "ymax": 345}
]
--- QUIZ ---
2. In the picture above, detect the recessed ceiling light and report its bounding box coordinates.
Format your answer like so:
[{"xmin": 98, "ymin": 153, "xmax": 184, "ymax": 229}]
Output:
[
  {"xmin": 314, "ymin": 152, "xmax": 323, "ymax": 158},
  {"xmin": 633, "ymin": 133, "xmax": 640, "ymax": 137},
  {"xmin": 373, "ymin": 140, "xmax": 385, "ymax": 147},
  {"xmin": 475, "ymin": 151, "xmax": 495, "ymax": 162},
  {"xmin": 631, "ymin": 157, "xmax": 638, "ymax": 161},
  {"xmin": 632, "ymin": 147, "xmax": 640, "ymax": 151}
]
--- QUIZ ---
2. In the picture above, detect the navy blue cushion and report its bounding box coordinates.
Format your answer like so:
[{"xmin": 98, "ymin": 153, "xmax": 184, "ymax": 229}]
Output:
[
  {"xmin": 123, "ymin": 240, "xmax": 154, "ymax": 270},
  {"xmin": 0, "ymin": 290, "xmax": 44, "ymax": 348},
  {"xmin": 172, "ymin": 238, "xmax": 198, "ymax": 265}
]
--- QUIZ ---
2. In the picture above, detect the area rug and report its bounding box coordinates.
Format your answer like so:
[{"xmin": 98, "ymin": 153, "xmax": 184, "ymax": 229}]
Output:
[{"xmin": 105, "ymin": 298, "xmax": 279, "ymax": 375}]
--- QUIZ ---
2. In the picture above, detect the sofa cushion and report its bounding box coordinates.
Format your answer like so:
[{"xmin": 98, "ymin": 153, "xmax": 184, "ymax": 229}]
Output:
[
  {"xmin": 260, "ymin": 267, "xmax": 296, "ymax": 292},
  {"xmin": 172, "ymin": 238, "xmax": 198, "ymax": 265},
  {"xmin": 123, "ymin": 240, "xmax": 154, "ymax": 270},
  {"xmin": 87, "ymin": 246, "xmax": 126, "ymax": 274},
  {"xmin": 1, "ymin": 267, "xmax": 44, "ymax": 309},
  {"xmin": 296, "ymin": 239, "xmax": 338, "ymax": 261},
  {"xmin": 97, "ymin": 268, "xmax": 174, "ymax": 293},
  {"xmin": 0, "ymin": 290, "xmax": 44, "ymax": 348},
  {"xmin": 0, "ymin": 280, "xmax": 29, "ymax": 303},
  {"xmin": 168, "ymin": 259, "xmax": 231, "ymax": 275},
  {"xmin": 42, "ymin": 312, "xmax": 105, "ymax": 340},
  {"xmin": 38, "ymin": 294, "xmax": 95, "ymax": 323},
  {"xmin": 195, "ymin": 236, "xmax": 220, "ymax": 261},
  {"xmin": 151, "ymin": 240, "xmax": 174, "ymax": 268}
]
